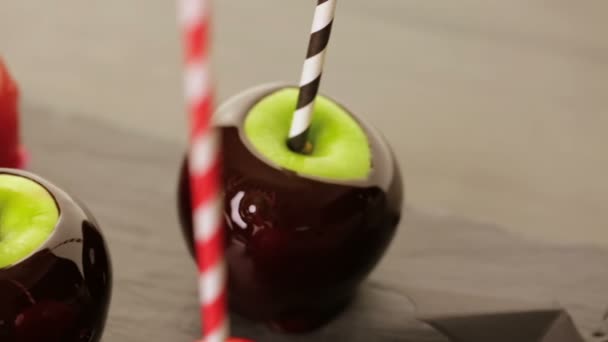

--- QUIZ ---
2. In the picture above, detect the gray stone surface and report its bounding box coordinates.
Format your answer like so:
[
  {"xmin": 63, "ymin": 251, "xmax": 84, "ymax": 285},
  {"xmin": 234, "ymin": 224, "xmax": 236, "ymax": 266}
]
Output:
[{"xmin": 22, "ymin": 104, "xmax": 607, "ymax": 341}]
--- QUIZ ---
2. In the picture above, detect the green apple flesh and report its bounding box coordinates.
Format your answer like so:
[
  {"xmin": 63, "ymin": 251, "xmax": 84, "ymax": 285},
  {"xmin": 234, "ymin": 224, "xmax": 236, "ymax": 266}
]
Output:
[
  {"xmin": 0, "ymin": 174, "xmax": 59, "ymax": 268},
  {"xmin": 244, "ymin": 88, "xmax": 372, "ymax": 180}
]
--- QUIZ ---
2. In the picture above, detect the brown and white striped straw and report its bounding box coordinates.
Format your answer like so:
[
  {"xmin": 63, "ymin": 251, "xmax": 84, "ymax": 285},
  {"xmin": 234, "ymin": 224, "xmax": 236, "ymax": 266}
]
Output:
[{"xmin": 287, "ymin": 0, "xmax": 338, "ymax": 153}]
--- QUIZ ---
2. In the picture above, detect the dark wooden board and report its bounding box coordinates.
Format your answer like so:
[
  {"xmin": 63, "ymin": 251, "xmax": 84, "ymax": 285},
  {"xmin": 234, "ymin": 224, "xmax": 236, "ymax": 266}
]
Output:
[{"xmin": 21, "ymin": 106, "xmax": 607, "ymax": 341}]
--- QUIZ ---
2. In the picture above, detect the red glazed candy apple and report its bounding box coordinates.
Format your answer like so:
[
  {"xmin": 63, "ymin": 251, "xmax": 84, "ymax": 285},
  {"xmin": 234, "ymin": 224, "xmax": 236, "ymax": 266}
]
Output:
[
  {"xmin": 178, "ymin": 84, "xmax": 402, "ymax": 332},
  {"xmin": 0, "ymin": 169, "xmax": 112, "ymax": 342},
  {"xmin": 0, "ymin": 59, "xmax": 25, "ymax": 169}
]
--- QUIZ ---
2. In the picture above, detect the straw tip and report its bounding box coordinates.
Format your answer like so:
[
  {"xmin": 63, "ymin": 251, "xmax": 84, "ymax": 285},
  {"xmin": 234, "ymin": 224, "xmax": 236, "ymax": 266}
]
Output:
[
  {"xmin": 287, "ymin": 139, "xmax": 313, "ymax": 155},
  {"xmin": 303, "ymin": 141, "xmax": 313, "ymax": 154}
]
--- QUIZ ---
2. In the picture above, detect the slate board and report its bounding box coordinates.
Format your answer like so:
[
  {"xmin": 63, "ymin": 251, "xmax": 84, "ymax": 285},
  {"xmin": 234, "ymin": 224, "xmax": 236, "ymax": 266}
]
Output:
[{"xmin": 21, "ymin": 106, "xmax": 608, "ymax": 341}]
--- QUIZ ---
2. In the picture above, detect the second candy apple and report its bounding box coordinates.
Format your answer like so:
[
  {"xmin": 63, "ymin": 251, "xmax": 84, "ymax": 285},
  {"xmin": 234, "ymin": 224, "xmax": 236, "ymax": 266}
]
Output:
[{"xmin": 178, "ymin": 84, "xmax": 403, "ymax": 332}]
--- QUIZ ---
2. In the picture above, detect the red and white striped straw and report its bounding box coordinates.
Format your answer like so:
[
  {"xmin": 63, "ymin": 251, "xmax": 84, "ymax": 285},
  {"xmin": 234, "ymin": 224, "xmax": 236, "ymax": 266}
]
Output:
[{"xmin": 178, "ymin": 1, "xmax": 229, "ymax": 342}]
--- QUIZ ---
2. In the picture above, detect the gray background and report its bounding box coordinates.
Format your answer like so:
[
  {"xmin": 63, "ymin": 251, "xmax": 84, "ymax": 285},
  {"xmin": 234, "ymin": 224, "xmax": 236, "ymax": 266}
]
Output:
[{"xmin": 1, "ymin": 0, "xmax": 607, "ymax": 247}]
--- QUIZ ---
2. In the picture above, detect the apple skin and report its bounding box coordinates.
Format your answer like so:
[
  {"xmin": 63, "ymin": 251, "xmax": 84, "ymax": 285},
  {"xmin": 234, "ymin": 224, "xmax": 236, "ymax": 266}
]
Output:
[
  {"xmin": 177, "ymin": 84, "xmax": 403, "ymax": 332},
  {"xmin": 0, "ymin": 168, "xmax": 112, "ymax": 342}
]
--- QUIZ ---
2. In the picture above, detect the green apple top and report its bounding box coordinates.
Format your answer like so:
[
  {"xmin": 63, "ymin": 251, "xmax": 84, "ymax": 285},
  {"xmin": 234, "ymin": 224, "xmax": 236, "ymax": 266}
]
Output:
[
  {"xmin": 0, "ymin": 174, "xmax": 59, "ymax": 268},
  {"xmin": 244, "ymin": 88, "xmax": 372, "ymax": 180}
]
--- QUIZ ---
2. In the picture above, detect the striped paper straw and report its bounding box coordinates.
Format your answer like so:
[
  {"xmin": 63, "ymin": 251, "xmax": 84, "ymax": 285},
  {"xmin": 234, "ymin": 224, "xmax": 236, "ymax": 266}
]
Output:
[
  {"xmin": 287, "ymin": 0, "xmax": 338, "ymax": 153},
  {"xmin": 178, "ymin": 1, "xmax": 229, "ymax": 342}
]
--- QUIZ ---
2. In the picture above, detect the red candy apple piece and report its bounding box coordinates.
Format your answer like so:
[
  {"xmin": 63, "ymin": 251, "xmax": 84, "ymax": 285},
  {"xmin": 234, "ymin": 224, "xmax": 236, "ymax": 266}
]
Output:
[{"xmin": 0, "ymin": 58, "xmax": 23, "ymax": 168}]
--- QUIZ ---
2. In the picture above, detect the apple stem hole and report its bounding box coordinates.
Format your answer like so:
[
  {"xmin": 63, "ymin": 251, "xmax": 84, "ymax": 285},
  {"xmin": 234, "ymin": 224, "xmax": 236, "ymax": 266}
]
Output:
[
  {"xmin": 302, "ymin": 142, "xmax": 314, "ymax": 155},
  {"xmin": 286, "ymin": 137, "xmax": 314, "ymax": 155}
]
